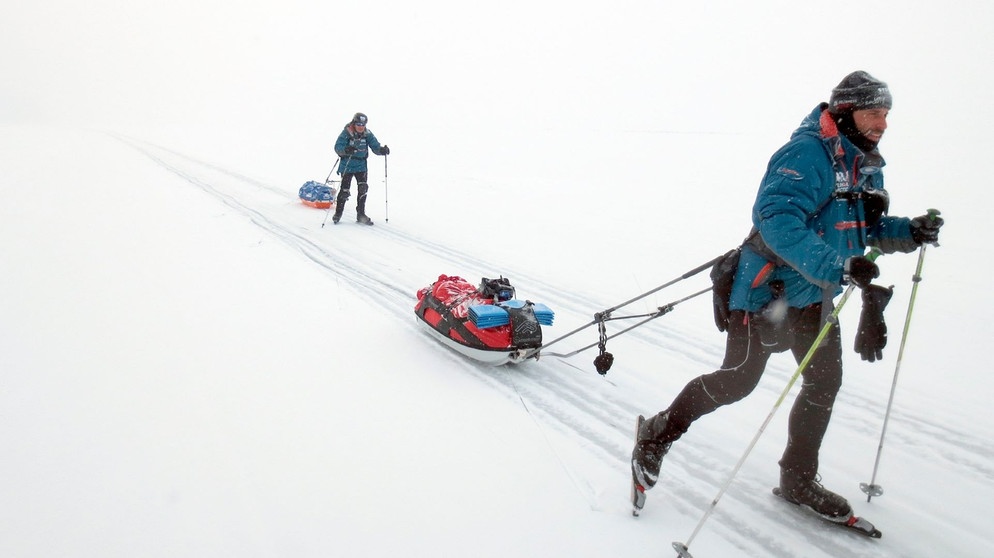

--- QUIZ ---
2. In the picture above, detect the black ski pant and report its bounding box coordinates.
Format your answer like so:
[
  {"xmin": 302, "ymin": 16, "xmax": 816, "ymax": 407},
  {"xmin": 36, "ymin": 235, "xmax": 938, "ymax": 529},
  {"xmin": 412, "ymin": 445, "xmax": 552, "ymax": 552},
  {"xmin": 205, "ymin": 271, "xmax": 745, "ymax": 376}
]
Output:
[
  {"xmin": 335, "ymin": 171, "xmax": 369, "ymax": 216},
  {"xmin": 658, "ymin": 305, "xmax": 843, "ymax": 480}
]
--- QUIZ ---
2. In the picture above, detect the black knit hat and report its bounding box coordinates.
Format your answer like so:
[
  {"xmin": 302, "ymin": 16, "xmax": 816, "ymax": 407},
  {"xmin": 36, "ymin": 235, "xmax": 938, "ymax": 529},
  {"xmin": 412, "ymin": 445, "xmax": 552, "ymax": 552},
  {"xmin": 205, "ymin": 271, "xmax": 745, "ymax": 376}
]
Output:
[{"xmin": 829, "ymin": 71, "xmax": 892, "ymax": 114}]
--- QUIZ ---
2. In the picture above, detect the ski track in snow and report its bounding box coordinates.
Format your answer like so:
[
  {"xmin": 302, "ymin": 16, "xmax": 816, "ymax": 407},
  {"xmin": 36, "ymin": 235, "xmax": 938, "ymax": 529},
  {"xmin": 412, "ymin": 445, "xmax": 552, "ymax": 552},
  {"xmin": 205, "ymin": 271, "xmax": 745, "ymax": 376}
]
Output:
[{"xmin": 116, "ymin": 134, "xmax": 988, "ymax": 557}]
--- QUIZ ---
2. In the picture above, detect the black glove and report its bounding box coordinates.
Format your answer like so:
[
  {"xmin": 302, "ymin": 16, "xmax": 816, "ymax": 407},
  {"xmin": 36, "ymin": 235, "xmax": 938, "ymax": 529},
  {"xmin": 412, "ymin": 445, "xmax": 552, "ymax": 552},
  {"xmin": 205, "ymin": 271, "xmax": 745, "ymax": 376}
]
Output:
[
  {"xmin": 910, "ymin": 212, "xmax": 944, "ymax": 245},
  {"xmin": 380, "ymin": 145, "xmax": 390, "ymax": 155},
  {"xmin": 844, "ymin": 256, "xmax": 880, "ymax": 288},
  {"xmin": 344, "ymin": 146, "xmax": 357, "ymax": 155},
  {"xmin": 854, "ymin": 284, "xmax": 894, "ymax": 362}
]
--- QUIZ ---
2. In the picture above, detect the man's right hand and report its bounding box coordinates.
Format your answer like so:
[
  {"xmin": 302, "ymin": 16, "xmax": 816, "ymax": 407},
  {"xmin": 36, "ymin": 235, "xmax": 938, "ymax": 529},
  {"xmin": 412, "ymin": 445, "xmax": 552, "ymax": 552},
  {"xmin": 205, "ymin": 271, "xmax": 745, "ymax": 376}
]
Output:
[{"xmin": 910, "ymin": 210, "xmax": 944, "ymax": 245}]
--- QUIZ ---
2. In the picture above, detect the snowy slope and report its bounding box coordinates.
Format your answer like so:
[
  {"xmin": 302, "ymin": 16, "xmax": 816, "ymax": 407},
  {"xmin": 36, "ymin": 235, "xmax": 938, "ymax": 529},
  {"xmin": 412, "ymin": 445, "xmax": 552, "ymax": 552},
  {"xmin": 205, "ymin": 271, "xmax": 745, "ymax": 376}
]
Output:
[
  {"xmin": 4, "ymin": 1, "xmax": 994, "ymax": 556},
  {"xmin": 2, "ymin": 123, "xmax": 991, "ymax": 558}
]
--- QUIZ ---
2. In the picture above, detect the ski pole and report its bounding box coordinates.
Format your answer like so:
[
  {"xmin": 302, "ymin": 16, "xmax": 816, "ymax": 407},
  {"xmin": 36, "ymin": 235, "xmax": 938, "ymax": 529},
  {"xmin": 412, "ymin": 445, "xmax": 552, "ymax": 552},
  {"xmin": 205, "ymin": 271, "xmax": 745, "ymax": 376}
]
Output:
[
  {"xmin": 673, "ymin": 249, "xmax": 881, "ymax": 558},
  {"xmin": 321, "ymin": 152, "xmax": 356, "ymax": 228},
  {"xmin": 319, "ymin": 159, "xmax": 342, "ymax": 228},
  {"xmin": 324, "ymin": 158, "xmax": 340, "ymax": 183},
  {"xmin": 321, "ymin": 207, "xmax": 333, "ymax": 228},
  {"xmin": 860, "ymin": 233, "xmax": 933, "ymax": 502},
  {"xmin": 384, "ymin": 153, "xmax": 389, "ymax": 223}
]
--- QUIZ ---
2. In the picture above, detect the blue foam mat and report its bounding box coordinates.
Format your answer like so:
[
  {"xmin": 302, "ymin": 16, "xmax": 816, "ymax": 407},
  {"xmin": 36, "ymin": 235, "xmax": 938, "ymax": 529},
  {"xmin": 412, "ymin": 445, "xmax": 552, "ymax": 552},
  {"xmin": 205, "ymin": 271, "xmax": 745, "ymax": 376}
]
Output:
[{"xmin": 468, "ymin": 301, "xmax": 554, "ymax": 329}]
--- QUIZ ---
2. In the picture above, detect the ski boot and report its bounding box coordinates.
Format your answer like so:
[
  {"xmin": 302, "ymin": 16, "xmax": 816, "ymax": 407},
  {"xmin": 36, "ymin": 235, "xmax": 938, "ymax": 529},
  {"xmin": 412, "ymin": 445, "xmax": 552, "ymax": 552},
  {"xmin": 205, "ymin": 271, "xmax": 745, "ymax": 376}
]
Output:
[
  {"xmin": 356, "ymin": 213, "xmax": 374, "ymax": 226},
  {"xmin": 631, "ymin": 411, "xmax": 672, "ymax": 515},
  {"xmin": 778, "ymin": 470, "xmax": 852, "ymax": 519},
  {"xmin": 332, "ymin": 211, "xmax": 342, "ymax": 225}
]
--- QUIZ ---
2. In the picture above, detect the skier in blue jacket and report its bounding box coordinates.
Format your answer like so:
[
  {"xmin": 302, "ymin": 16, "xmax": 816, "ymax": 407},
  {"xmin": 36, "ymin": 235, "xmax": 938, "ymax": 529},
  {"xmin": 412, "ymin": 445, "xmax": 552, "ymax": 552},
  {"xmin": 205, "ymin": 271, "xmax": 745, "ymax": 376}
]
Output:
[
  {"xmin": 632, "ymin": 71, "xmax": 944, "ymax": 518},
  {"xmin": 332, "ymin": 112, "xmax": 390, "ymax": 225}
]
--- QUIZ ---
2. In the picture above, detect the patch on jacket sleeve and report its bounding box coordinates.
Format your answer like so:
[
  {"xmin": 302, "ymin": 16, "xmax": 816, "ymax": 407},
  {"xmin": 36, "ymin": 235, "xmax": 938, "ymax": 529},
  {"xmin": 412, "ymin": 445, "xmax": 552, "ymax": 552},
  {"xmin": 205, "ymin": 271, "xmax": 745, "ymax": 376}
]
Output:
[{"xmin": 776, "ymin": 167, "xmax": 804, "ymax": 180}]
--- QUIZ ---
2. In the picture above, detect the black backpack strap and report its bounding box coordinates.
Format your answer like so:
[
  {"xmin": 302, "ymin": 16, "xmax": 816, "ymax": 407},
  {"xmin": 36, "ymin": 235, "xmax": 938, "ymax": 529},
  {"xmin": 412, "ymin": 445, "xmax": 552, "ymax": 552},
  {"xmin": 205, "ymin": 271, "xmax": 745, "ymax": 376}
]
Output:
[{"xmin": 418, "ymin": 292, "xmax": 493, "ymax": 351}]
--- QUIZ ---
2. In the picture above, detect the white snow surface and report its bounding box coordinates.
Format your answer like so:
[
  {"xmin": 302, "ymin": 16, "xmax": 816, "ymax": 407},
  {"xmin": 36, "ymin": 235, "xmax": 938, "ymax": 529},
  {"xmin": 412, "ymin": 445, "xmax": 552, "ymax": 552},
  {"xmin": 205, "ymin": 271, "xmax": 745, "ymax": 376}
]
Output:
[{"xmin": 3, "ymin": 2, "xmax": 993, "ymax": 557}]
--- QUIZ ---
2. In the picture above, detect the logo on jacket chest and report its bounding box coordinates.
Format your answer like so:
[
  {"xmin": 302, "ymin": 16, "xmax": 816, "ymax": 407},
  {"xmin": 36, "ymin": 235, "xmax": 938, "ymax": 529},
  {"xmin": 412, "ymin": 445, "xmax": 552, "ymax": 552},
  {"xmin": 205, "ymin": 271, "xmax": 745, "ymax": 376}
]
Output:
[{"xmin": 834, "ymin": 169, "xmax": 852, "ymax": 193}]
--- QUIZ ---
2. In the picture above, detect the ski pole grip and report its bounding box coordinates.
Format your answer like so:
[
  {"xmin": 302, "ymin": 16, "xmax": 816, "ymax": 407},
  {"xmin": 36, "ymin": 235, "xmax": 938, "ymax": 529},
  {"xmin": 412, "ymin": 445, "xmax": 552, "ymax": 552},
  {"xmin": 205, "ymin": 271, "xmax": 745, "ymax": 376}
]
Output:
[{"xmin": 923, "ymin": 208, "xmax": 942, "ymax": 247}]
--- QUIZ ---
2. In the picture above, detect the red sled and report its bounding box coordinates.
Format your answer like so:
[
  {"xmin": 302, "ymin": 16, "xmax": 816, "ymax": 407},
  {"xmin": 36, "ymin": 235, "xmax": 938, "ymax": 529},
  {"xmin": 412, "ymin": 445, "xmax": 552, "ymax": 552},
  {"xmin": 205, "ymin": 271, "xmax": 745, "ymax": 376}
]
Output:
[
  {"xmin": 299, "ymin": 181, "xmax": 336, "ymax": 209},
  {"xmin": 302, "ymin": 199, "xmax": 332, "ymax": 209},
  {"xmin": 415, "ymin": 275, "xmax": 553, "ymax": 366}
]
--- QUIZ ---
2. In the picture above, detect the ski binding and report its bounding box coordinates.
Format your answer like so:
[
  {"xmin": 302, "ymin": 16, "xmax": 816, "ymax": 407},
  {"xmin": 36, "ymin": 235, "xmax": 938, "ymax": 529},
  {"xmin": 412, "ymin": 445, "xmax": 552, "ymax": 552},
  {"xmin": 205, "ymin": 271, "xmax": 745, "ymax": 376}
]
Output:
[{"xmin": 772, "ymin": 487, "xmax": 882, "ymax": 538}]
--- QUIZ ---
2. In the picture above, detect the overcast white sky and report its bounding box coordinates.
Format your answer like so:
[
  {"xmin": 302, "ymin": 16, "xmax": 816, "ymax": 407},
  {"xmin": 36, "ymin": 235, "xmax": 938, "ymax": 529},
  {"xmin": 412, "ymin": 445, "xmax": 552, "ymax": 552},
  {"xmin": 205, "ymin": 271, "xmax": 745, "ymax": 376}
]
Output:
[{"xmin": 5, "ymin": 1, "xmax": 992, "ymax": 142}]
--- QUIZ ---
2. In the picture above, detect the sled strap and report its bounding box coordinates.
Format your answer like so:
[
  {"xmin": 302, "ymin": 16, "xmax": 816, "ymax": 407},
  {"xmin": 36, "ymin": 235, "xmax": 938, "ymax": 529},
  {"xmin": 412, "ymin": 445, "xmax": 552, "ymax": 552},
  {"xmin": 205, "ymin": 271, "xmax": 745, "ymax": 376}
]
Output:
[{"xmin": 419, "ymin": 294, "xmax": 493, "ymax": 351}]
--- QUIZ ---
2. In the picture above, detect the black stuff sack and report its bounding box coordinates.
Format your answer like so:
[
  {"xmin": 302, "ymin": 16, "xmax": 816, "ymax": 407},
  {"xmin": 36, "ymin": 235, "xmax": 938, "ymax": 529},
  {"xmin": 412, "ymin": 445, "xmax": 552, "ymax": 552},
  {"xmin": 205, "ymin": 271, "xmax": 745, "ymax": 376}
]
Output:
[{"xmin": 710, "ymin": 247, "xmax": 741, "ymax": 332}]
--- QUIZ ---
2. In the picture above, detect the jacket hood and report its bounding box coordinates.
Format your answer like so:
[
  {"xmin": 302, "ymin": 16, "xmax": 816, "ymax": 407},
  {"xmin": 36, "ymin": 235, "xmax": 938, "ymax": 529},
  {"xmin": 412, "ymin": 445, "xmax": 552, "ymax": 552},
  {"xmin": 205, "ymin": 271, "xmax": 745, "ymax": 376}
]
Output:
[
  {"xmin": 344, "ymin": 123, "xmax": 367, "ymax": 136},
  {"xmin": 790, "ymin": 103, "xmax": 885, "ymax": 169},
  {"xmin": 790, "ymin": 103, "xmax": 835, "ymax": 141}
]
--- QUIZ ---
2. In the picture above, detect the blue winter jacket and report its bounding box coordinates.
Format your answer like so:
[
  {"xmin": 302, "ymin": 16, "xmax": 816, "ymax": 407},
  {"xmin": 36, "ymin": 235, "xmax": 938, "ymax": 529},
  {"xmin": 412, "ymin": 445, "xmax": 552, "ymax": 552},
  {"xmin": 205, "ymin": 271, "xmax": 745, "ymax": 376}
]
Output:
[
  {"xmin": 334, "ymin": 124, "xmax": 386, "ymax": 174},
  {"xmin": 729, "ymin": 104, "xmax": 918, "ymax": 313}
]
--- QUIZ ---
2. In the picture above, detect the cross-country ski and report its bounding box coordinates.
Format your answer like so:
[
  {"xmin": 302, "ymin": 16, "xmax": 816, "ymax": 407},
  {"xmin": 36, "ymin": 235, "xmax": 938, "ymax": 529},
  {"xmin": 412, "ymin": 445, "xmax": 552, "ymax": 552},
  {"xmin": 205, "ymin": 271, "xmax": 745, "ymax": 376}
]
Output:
[{"xmin": 772, "ymin": 487, "xmax": 882, "ymax": 539}]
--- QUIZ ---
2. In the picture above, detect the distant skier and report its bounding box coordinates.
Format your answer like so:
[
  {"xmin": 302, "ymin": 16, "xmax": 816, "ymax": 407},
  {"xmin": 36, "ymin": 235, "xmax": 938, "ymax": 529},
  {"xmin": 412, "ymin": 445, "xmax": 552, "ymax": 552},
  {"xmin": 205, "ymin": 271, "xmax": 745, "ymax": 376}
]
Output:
[
  {"xmin": 631, "ymin": 71, "xmax": 944, "ymax": 518},
  {"xmin": 332, "ymin": 112, "xmax": 390, "ymax": 225}
]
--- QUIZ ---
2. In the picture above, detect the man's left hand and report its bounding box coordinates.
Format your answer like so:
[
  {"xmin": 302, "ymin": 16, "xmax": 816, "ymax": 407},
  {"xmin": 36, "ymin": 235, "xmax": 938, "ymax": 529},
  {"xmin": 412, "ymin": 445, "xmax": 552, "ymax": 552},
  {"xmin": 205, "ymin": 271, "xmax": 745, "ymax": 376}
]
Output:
[{"xmin": 854, "ymin": 284, "xmax": 894, "ymax": 362}]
